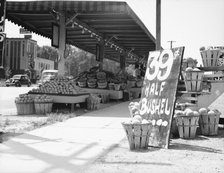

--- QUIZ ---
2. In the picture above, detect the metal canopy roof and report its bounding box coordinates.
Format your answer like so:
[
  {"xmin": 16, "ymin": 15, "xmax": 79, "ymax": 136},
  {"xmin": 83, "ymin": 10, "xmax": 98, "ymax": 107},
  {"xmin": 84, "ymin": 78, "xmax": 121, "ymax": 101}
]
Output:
[{"xmin": 6, "ymin": 1, "xmax": 156, "ymax": 63}]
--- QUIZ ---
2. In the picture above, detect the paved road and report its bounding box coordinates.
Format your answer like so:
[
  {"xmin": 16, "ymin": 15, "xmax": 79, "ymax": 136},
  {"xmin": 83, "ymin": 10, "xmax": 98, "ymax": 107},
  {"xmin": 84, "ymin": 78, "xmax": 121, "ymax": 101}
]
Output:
[{"xmin": 0, "ymin": 86, "xmax": 37, "ymax": 115}]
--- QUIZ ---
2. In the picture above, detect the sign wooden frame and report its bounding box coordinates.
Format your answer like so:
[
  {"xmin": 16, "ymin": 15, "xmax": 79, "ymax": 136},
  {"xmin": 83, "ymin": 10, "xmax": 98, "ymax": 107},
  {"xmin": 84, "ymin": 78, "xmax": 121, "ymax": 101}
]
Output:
[{"xmin": 139, "ymin": 47, "xmax": 184, "ymax": 148}]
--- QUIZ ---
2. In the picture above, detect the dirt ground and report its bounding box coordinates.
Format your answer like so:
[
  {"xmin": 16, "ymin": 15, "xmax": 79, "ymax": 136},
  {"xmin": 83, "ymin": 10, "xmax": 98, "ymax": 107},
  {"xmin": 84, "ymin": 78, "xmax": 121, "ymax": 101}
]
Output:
[
  {"xmin": 82, "ymin": 127, "xmax": 224, "ymax": 173},
  {"xmin": 1, "ymin": 100, "xmax": 224, "ymax": 173}
]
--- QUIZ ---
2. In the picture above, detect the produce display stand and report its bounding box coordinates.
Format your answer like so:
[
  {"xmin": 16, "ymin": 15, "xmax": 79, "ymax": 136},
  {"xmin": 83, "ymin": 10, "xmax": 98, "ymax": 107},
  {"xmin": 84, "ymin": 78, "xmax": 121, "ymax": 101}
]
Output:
[
  {"xmin": 28, "ymin": 92, "xmax": 90, "ymax": 112},
  {"xmin": 82, "ymin": 88, "xmax": 123, "ymax": 100}
]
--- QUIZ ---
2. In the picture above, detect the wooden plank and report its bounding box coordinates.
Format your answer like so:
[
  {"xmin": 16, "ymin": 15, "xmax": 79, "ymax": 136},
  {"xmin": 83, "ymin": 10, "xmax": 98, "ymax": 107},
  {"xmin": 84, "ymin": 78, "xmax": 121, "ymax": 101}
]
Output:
[{"xmin": 139, "ymin": 47, "xmax": 184, "ymax": 148}]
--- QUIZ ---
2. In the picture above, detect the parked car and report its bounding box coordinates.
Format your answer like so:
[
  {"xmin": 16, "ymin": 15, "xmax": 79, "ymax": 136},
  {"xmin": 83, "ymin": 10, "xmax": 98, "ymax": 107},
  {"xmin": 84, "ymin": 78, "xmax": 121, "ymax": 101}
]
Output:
[
  {"xmin": 5, "ymin": 74, "xmax": 32, "ymax": 87},
  {"xmin": 38, "ymin": 70, "xmax": 58, "ymax": 86}
]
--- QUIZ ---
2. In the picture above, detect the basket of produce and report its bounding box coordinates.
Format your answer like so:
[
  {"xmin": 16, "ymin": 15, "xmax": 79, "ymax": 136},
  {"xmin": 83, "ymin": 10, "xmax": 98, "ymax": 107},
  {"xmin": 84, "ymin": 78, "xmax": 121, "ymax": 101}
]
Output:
[
  {"xmin": 97, "ymin": 80, "xmax": 107, "ymax": 89},
  {"xmin": 182, "ymin": 57, "xmax": 198, "ymax": 71},
  {"xmin": 34, "ymin": 95, "xmax": 53, "ymax": 115},
  {"xmin": 198, "ymin": 108, "xmax": 221, "ymax": 136},
  {"xmin": 86, "ymin": 94, "xmax": 101, "ymax": 110},
  {"xmin": 175, "ymin": 108, "xmax": 200, "ymax": 139},
  {"xmin": 128, "ymin": 102, "xmax": 140, "ymax": 118},
  {"xmin": 87, "ymin": 79, "xmax": 97, "ymax": 88},
  {"xmin": 183, "ymin": 67, "xmax": 204, "ymax": 92},
  {"xmin": 15, "ymin": 94, "xmax": 34, "ymax": 115},
  {"xmin": 200, "ymin": 47, "xmax": 221, "ymax": 67},
  {"xmin": 120, "ymin": 83, "xmax": 127, "ymax": 90},
  {"xmin": 136, "ymin": 79, "xmax": 143, "ymax": 88},
  {"xmin": 127, "ymin": 80, "xmax": 136, "ymax": 88},
  {"xmin": 122, "ymin": 115, "xmax": 152, "ymax": 150},
  {"xmin": 99, "ymin": 93, "xmax": 110, "ymax": 103},
  {"xmin": 78, "ymin": 78, "xmax": 87, "ymax": 88},
  {"xmin": 114, "ymin": 84, "xmax": 121, "ymax": 91}
]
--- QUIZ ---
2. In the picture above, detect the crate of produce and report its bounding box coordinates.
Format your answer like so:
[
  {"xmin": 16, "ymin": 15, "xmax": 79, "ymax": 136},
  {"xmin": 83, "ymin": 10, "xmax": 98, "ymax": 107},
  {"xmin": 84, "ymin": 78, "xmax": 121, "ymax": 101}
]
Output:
[
  {"xmin": 34, "ymin": 95, "xmax": 53, "ymax": 114},
  {"xmin": 200, "ymin": 49, "xmax": 221, "ymax": 67},
  {"xmin": 122, "ymin": 117, "xmax": 152, "ymax": 150},
  {"xmin": 198, "ymin": 108, "xmax": 221, "ymax": 136},
  {"xmin": 183, "ymin": 68, "xmax": 204, "ymax": 92},
  {"xmin": 15, "ymin": 94, "xmax": 34, "ymax": 115},
  {"xmin": 86, "ymin": 94, "xmax": 101, "ymax": 110}
]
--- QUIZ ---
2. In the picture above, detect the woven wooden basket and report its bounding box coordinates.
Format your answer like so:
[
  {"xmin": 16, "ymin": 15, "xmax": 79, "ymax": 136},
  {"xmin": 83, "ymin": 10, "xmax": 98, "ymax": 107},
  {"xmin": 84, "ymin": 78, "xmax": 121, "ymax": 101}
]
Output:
[
  {"xmin": 121, "ymin": 122, "xmax": 152, "ymax": 150},
  {"xmin": 176, "ymin": 115, "xmax": 199, "ymax": 139},
  {"xmin": 199, "ymin": 113, "xmax": 220, "ymax": 136}
]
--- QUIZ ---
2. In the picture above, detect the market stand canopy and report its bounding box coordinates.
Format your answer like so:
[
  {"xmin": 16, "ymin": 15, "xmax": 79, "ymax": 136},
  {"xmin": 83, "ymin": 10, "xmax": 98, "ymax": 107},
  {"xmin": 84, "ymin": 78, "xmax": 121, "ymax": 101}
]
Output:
[{"xmin": 6, "ymin": 0, "xmax": 156, "ymax": 63}]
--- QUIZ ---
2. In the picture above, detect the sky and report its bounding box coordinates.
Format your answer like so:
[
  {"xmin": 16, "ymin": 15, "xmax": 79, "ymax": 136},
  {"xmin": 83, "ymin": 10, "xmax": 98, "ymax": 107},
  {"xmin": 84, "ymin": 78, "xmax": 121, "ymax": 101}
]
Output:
[{"xmin": 5, "ymin": 0, "xmax": 224, "ymax": 65}]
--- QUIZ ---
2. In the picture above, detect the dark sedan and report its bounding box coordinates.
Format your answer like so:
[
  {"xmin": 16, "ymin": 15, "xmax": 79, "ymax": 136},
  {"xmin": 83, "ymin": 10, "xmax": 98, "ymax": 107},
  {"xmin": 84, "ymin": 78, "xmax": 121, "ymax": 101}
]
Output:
[{"xmin": 5, "ymin": 74, "xmax": 32, "ymax": 87}]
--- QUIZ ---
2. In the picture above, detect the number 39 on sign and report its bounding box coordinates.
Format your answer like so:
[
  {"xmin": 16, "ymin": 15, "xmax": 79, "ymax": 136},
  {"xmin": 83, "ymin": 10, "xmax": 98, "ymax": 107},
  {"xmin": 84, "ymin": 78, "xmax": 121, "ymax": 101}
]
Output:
[{"xmin": 145, "ymin": 49, "xmax": 175, "ymax": 81}]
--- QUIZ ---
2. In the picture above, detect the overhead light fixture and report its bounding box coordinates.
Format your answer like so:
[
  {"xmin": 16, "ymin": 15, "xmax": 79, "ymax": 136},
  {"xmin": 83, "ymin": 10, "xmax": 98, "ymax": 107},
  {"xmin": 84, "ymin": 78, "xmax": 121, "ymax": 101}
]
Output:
[
  {"xmin": 81, "ymin": 29, "xmax": 85, "ymax": 34},
  {"xmin": 90, "ymin": 33, "xmax": 94, "ymax": 37},
  {"xmin": 110, "ymin": 44, "xmax": 113, "ymax": 48}
]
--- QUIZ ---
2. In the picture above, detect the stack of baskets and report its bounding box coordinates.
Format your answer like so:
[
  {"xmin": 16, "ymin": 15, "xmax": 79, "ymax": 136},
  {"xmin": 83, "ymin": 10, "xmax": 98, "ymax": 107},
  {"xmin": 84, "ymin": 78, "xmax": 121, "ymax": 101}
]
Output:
[{"xmin": 97, "ymin": 72, "xmax": 107, "ymax": 89}]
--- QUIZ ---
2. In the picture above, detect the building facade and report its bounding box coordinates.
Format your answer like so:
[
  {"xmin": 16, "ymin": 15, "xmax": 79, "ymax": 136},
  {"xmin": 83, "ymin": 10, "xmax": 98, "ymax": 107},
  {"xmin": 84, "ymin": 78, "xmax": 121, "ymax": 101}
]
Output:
[
  {"xmin": 34, "ymin": 57, "xmax": 55, "ymax": 76},
  {"xmin": 4, "ymin": 37, "xmax": 37, "ymax": 73}
]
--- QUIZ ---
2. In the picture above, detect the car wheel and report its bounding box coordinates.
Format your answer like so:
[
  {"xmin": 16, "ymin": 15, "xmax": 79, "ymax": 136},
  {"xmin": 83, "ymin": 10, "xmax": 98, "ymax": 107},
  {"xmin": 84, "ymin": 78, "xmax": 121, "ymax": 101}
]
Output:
[
  {"xmin": 6, "ymin": 85, "xmax": 9, "ymax": 87},
  {"xmin": 27, "ymin": 83, "xmax": 31, "ymax": 87},
  {"xmin": 16, "ymin": 83, "xmax": 21, "ymax": 87}
]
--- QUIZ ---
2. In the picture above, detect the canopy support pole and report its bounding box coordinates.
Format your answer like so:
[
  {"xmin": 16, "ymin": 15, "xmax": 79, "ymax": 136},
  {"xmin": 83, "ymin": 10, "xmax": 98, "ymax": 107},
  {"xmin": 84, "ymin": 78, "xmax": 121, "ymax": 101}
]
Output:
[{"xmin": 58, "ymin": 14, "xmax": 66, "ymax": 76}]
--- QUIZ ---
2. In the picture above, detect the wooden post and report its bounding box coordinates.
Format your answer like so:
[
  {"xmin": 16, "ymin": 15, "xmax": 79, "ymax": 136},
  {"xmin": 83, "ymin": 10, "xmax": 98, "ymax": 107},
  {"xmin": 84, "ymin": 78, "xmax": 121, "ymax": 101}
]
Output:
[
  {"xmin": 120, "ymin": 53, "xmax": 126, "ymax": 71},
  {"xmin": 99, "ymin": 39, "xmax": 105, "ymax": 70},
  {"xmin": 57, "ymin": 14, "xmax": 66, "ymax": 76},
  {"xmin": 156, "ymin": 0, "xmax": 161, "ymax": 50}
]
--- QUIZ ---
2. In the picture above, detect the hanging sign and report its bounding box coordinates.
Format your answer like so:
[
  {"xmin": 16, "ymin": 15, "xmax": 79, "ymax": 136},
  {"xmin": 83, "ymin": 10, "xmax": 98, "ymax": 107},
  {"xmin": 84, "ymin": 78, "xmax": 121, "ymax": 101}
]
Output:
[
  {"xmin": 139, "ymin": 47, "xmax": 184, "ymax": 148},
  {"xmin": 0, "ymin": 0, "xmax": 6, "ymax": 33}
]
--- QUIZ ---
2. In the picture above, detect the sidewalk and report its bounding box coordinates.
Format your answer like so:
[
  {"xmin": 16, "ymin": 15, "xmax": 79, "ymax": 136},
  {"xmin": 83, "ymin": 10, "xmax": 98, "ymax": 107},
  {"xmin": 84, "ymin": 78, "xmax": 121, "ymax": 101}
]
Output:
[{"xmin": 0, "ymin": 101, "xmax": 131, "ymax": 173}]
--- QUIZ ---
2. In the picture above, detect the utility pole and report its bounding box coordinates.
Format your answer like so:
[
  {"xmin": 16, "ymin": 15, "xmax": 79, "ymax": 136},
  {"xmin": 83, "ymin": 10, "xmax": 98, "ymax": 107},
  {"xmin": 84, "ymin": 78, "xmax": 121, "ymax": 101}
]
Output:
[
  {"xmin": 167, "ymin": 40, "xmax": 176, "ymax": 49},
  {"xmin": 156, "ymin": 0, "xmax": 161, "ymax": 50}
]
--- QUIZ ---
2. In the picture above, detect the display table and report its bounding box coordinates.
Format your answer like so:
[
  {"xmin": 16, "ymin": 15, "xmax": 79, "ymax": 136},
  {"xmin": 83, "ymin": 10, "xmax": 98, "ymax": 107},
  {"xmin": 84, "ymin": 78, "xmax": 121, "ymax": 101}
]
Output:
[
  {"xmin": 29, "ymin": 92, "xmax": 90, "ymax": 112},
  {"xmin": 82, "ymin": 88, "xmax": 123, "ymax": 100}
]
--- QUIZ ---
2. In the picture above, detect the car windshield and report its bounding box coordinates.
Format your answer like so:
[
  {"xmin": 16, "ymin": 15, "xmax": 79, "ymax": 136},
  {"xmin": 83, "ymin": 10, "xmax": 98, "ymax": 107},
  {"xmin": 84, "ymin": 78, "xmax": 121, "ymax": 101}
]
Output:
[{"xmin": 12, "ymin": 75, "xmax": 21, "ymax": 79}]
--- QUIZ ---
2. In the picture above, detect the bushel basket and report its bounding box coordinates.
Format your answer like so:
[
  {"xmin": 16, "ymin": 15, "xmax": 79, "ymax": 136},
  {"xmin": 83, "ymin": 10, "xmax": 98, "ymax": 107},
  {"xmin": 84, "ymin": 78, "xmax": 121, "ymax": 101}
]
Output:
[{"xmin": 122, "ymin": 122, "xmax": 152, "ymax": 150}]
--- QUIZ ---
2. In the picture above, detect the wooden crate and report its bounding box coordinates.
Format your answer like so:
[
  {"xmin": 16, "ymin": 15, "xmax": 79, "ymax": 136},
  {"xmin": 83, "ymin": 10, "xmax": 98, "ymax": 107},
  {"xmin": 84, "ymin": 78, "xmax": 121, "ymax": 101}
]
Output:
[
  {"xmin": 34, "ymin": 102, "xmax": 53, "ymax": 114},
  {"xmin": 176, "ymin": 115, "xmax": 199, "ymax": 139},
  {"xmin": 15, "ymin": 102, "xmax": 34, "ymax": 115},
  {"xmin": 200, "ymin": 50, "xmax": 221, "ymax": 67},
  {"xmin": 199, "ymin": 114, "xmax": 220, "ymax": 136},
  {"xmin": 121, "ymin": 122, "xmax": 152, "ymax": 150},
  {"xmin": 184, "ymin": 71, "xmax": 204, "ymax": 92}
]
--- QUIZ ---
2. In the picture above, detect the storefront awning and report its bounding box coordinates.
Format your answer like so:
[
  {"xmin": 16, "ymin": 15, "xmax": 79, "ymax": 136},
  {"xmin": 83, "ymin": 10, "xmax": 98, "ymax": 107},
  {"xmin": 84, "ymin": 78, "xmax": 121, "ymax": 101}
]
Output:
[{"xmin": 6, "ymin": 0, "xmax": 156, "ymax": 63}]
